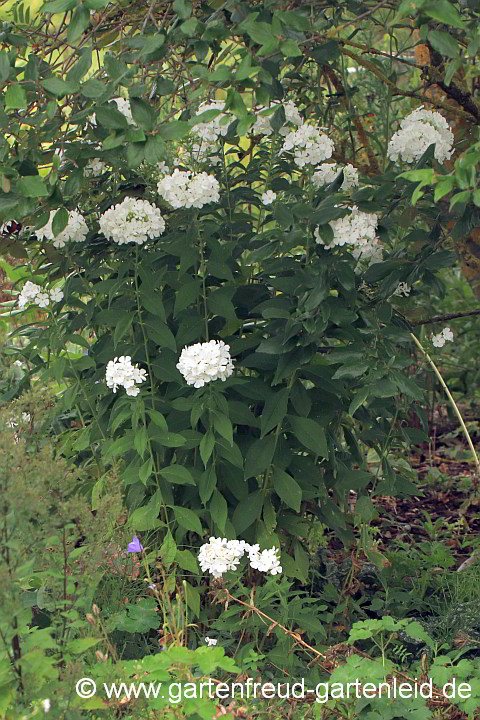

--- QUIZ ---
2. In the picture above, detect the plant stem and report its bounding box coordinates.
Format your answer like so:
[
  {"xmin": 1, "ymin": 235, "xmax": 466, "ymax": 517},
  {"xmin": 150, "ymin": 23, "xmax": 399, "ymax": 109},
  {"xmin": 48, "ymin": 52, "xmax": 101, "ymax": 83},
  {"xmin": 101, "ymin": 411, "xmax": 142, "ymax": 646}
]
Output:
[{"xmin": 410, "ymin": 333, "xmax": 480, "ymax": 486}]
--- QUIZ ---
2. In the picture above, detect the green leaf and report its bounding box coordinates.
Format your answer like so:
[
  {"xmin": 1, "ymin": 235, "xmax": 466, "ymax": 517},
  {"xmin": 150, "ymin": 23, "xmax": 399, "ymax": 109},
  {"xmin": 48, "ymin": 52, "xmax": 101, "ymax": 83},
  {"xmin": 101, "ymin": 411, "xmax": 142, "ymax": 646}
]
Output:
[
  {"xmin": 129, "ymin": 491, "xmax": 163, "ymax": 530},
  {"xmin": 427, "ymin": 30, "xmax": 460, "ymax": 58},
  {"xmin": 67, "ymin": 5, "xmax": 90, "ymax": 42},
  {"xmin": 113, "ymin": 314, "xmax": 133, "ymax": 346},
  {"xmin": 273, "ymin": 468, "xmax": 302, "ymax": 512},
  {"xmin": 160, "ymin": 531, "xmax": 176, "ymax": 568},
  {"xmin": 103, "ymin": 434, "xmax": 134, "ymax": 461},
  {"xmin": 0, "ymin": 52, "xmax": 11, "ymax": 82},
  {"xmin": 212, "ymin": 412, "xmax": 233, "ymax": 445},
  {"xmin": 17, "ymin": 176, "xmax": 49, "ymax": 198},
  {"xmin": 260, "ymin": 388, "xmax": 289, "ymax": 438},
  {"xmin": 52, "ymin": 207, "xmax": 68, "ymax": 236},
  {"xmin": 210, "ymin": 490, "xmax": 228, "ymax": 533},
  {"xmin": 81, "ymin": 78, "xmax": 108, "ymax": 98},
  {"xmin": 67, "ymin": 48, "xmax": 92, "ymax": 83},
  {"xmin": 159, "ymin": 464, "xmax": 195, "ymax": 485},
  {"xmin": 127, "ymin": 142, "xmax": 146, "ymax": 168},
  {"xmin": 5, "ymin": 85, "xmax": 27, "ymax": 109},
  {"xmin": 130, "ymin": 97, "xmax": 155, "ymax": 131},
  {"xmin": 200, "ymin": 430, "xmax": 215, "ymax": 467},
  {"xmin": 175, "ymin": 549, "xmax": 199, "ymax": 574},
  {"xmin": 94, "ymin": 104, "xmax": 129, "ymax": 129},
  {"xmin": 199, "ymin": 466, "xmax": 217, "ymax": 504},
  {"xmin": 422, "ymin": 0, "xmax": 466, "ymax": 29},
  {"xmin": 173, "ymin": 505, "xmax": 203, "ymax": 535},
  {"xmin": 332, "ymin": 362, "xmax": 369, "ymax": 379},
  {"xmin": 172, "ymin": 0, "xmax": 191, "ymax": 19},
  {"xmin": 244, "ymin": 435, "xmax": 276, "ymax": 479},
  {"xmin": 66, "ymin": 638, "xmax": 100, "ymax": 654},
  {"xmin": 157, "ymin": 121, "xmax": 190, "ymax": 141},
  {"xmin": 41, "ymin": 0, "xmax": 76, "ymax": 12},
  {"xmin": 134, "ymin": 426, "xmax": 148, "ymax": 458},
  {"xmin": 42, "ymin": 77, "xmax": 79, "ymax": 97},
  {"xmin": 280, "ymin": 39, "xmax": 302, "ymax": 57},
  {"xmin": 232, "ymin": 491, "xmax": 263, "ymax": 533},
  {"xmin": 288, "ymin": 416, "xmax": 328, "ymax": 458}
]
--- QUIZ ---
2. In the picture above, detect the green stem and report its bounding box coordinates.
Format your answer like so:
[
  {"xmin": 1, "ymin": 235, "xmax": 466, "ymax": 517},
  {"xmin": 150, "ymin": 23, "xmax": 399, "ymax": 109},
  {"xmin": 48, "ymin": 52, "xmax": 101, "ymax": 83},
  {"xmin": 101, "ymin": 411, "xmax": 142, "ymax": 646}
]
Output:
[{"xmin": 410, "ymin": 333, "xmax": 480, "ymax": 485}]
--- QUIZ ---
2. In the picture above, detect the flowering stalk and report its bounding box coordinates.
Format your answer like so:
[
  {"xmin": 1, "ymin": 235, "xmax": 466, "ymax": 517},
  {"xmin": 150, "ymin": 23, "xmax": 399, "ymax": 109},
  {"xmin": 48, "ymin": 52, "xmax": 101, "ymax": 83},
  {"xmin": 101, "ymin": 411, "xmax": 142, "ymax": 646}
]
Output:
[{"xmin": 410, "ymin": 333, "xmax": 480, "ymax": 485}]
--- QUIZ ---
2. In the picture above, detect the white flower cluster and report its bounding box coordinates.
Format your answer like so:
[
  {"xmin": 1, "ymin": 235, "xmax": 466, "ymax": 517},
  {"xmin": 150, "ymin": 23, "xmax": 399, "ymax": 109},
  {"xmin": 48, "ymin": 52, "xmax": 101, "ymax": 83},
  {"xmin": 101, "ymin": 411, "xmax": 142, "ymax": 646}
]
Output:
[
  {"xmin": 247, "ymin": 544, "xmax": 282, "ymax": 575},
  {"xmin": 191, "ymin": 101, "xmax": 230, "ymax": 160},
  {"xmin": 105, "ymin": 356, "xmax": 147, "ymax": 397},
  {"xmin": 205, "ymin": 637, "xmax": 217, "ymax": 646},
  {"xmin": 176, "ymin": 340, "xmax": 234, "ymax": 388},
  {"xmin": 315, "ymin": 205, "xmax": 378, "ymax": 251},
  {"xmin": 99, "ymin": 197, "xmax": 165, "ymax": 245},
  {"xmin": 393, "ymin": 282, "xmax": 411, "ymax": 297},
  {"xmin": 198, "ymin": 537, "xmax": 282, "ymax": 579},
  {"xmin": 157, "ymin": 169, "xmax": 220, "ymax": 209},
  {"xmin": 18, "ymin": 281, "xmax": 64, "ymax": 309},
  {"xmin": 36, "ymin": 210, "xmax": 88, "ymax": 249},
  {"xmin": 251, "ymin": 100, "xmax": 303, "ymax": 136},
  {"xmin": 84, "ymin": 158, "xmax": 108, "ymax": 177},
  {"xmin": 281, "ymin": 125, "xmax": 334, "ymax": 167},
  {"xmin": 431, "ymin": 327, "xmax": 454, "ymax": 348},
  {"xmin": 387, "ymin": 107, "xmax": 454, "ymax": 164},
  {"xmin": 351, "ymin": 239, "xmax": 384, "ymax": 269},
  {"xmin": 312, "ymin": 163, "xmax": 359, "ymax": 191},
  {"xmin": 261, "ymin": 190, "xmax": 277, "ymax": 205}
]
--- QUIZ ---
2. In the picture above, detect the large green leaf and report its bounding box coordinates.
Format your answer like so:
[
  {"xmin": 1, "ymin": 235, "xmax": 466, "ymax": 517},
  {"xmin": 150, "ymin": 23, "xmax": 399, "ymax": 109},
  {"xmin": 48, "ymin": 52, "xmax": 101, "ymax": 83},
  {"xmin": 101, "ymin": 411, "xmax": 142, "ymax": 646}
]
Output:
[
  {"xmin": 288, "ymin": 416, "xmax": 328, "ymax": 458},
  {"xmin": 272, "ymin": 468, "xmax": 302, "ymax": 512}
]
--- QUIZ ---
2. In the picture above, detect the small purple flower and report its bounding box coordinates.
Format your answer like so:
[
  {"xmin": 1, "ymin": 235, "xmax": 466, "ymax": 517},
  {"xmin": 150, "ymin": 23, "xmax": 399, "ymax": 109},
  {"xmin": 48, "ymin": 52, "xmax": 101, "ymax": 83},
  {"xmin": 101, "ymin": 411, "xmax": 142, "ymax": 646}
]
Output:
[{"xmin": 127, "ymin": 536, "xmax": 144, "ymax": 553}]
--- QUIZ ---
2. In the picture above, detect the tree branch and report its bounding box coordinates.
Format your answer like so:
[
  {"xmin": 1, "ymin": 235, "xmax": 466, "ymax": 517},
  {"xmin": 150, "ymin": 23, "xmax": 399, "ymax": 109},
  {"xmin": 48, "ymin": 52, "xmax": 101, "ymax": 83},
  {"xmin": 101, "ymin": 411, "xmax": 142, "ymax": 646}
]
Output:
[{"xmin": 412, "ymin": 309, "xmax": 480, "ymax": 326}]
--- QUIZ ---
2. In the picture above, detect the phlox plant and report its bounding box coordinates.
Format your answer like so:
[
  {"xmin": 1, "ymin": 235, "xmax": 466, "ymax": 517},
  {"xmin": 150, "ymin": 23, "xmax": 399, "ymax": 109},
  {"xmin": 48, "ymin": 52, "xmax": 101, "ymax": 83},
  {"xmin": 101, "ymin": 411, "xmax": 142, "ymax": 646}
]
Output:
[{"xmin": 0, "ymin": 0, "xmax": 477, "ymax": 598}]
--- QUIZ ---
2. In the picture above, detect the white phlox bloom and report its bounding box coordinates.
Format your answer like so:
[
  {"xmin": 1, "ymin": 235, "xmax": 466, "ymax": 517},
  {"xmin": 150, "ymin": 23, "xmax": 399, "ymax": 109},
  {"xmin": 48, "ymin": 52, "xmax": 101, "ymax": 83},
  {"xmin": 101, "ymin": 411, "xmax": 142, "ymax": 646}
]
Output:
[
  {"xmin": 42, "ymin": 699, "xmax": 51, "ymax": 713},
  {"xmin": 393, "ymin": 282, "xmax": 411, "ymax": 297},
  {"xmin": 432, "ymin": 327, "xmax": 454, "ymax": 347},
  {"xmin": 192, "ymin": 101, "xmax": 230, "ymax": 143},
  {"xmin": 198, "ymin": 537, "xmax": 282, "ymax": 578},
  {"xmin": 105, "ymin": 356, "xmax": 147, "ymax": 396},
  {"xmin": 176, "ymin": 340, "xmax": 234, "ymax": 388},
  {"xmin": 251, "ymin": 100, "xmax": 303, "ymax": 136},
  {"xmin": 99, "ymin": 197, "xmax": 165, "ymax": 245},
  {"xmin": 84, "ymin": 158, "xmax": 108, "ymax": 177},
  {"xmin": 387, "ymin": 106, "xmax": 454, "ymax": 164},
  {"xmin": 18, "ymin": 281, "xmax": 64, "ymax": 309},
  {"xmin": 315, "ymin": 205, "xmax": 378, "ymax": 250},
  {"xmin": 205, "ymin": 637, "xmax": 217, "ymax": 646},
  {"xmin": 157, "ymin": 169, "xmax": 220, "ymax": 209},
  {"xmin": 198, "ymin": 537, "xmax": 249, "ymax": 578},
  {"xmin": 261, "ymin": 190, "xmax": 277, "ymax": 205},
  {"xmin": 36, "ymin": 210, "xmax": 88, "ymax": 248},
  {"xmin": 247, "ymin": 545, "xmax": 283, "ymax": 575},
  {"xmin": 281, "ymin": 125, "xmax": 335, "ymax": 167},
  {"xmin": 312, "ymin": 163, "xmax": 359, "ymax": 191}
]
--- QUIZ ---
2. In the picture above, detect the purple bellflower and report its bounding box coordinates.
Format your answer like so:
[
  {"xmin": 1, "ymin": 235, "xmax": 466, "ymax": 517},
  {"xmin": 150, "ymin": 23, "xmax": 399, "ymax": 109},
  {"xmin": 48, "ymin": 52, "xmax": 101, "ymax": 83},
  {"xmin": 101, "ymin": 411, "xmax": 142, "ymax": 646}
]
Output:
[{"xmin": 127, "ymin": 536, "xmax": 144, "ymax": 553}]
